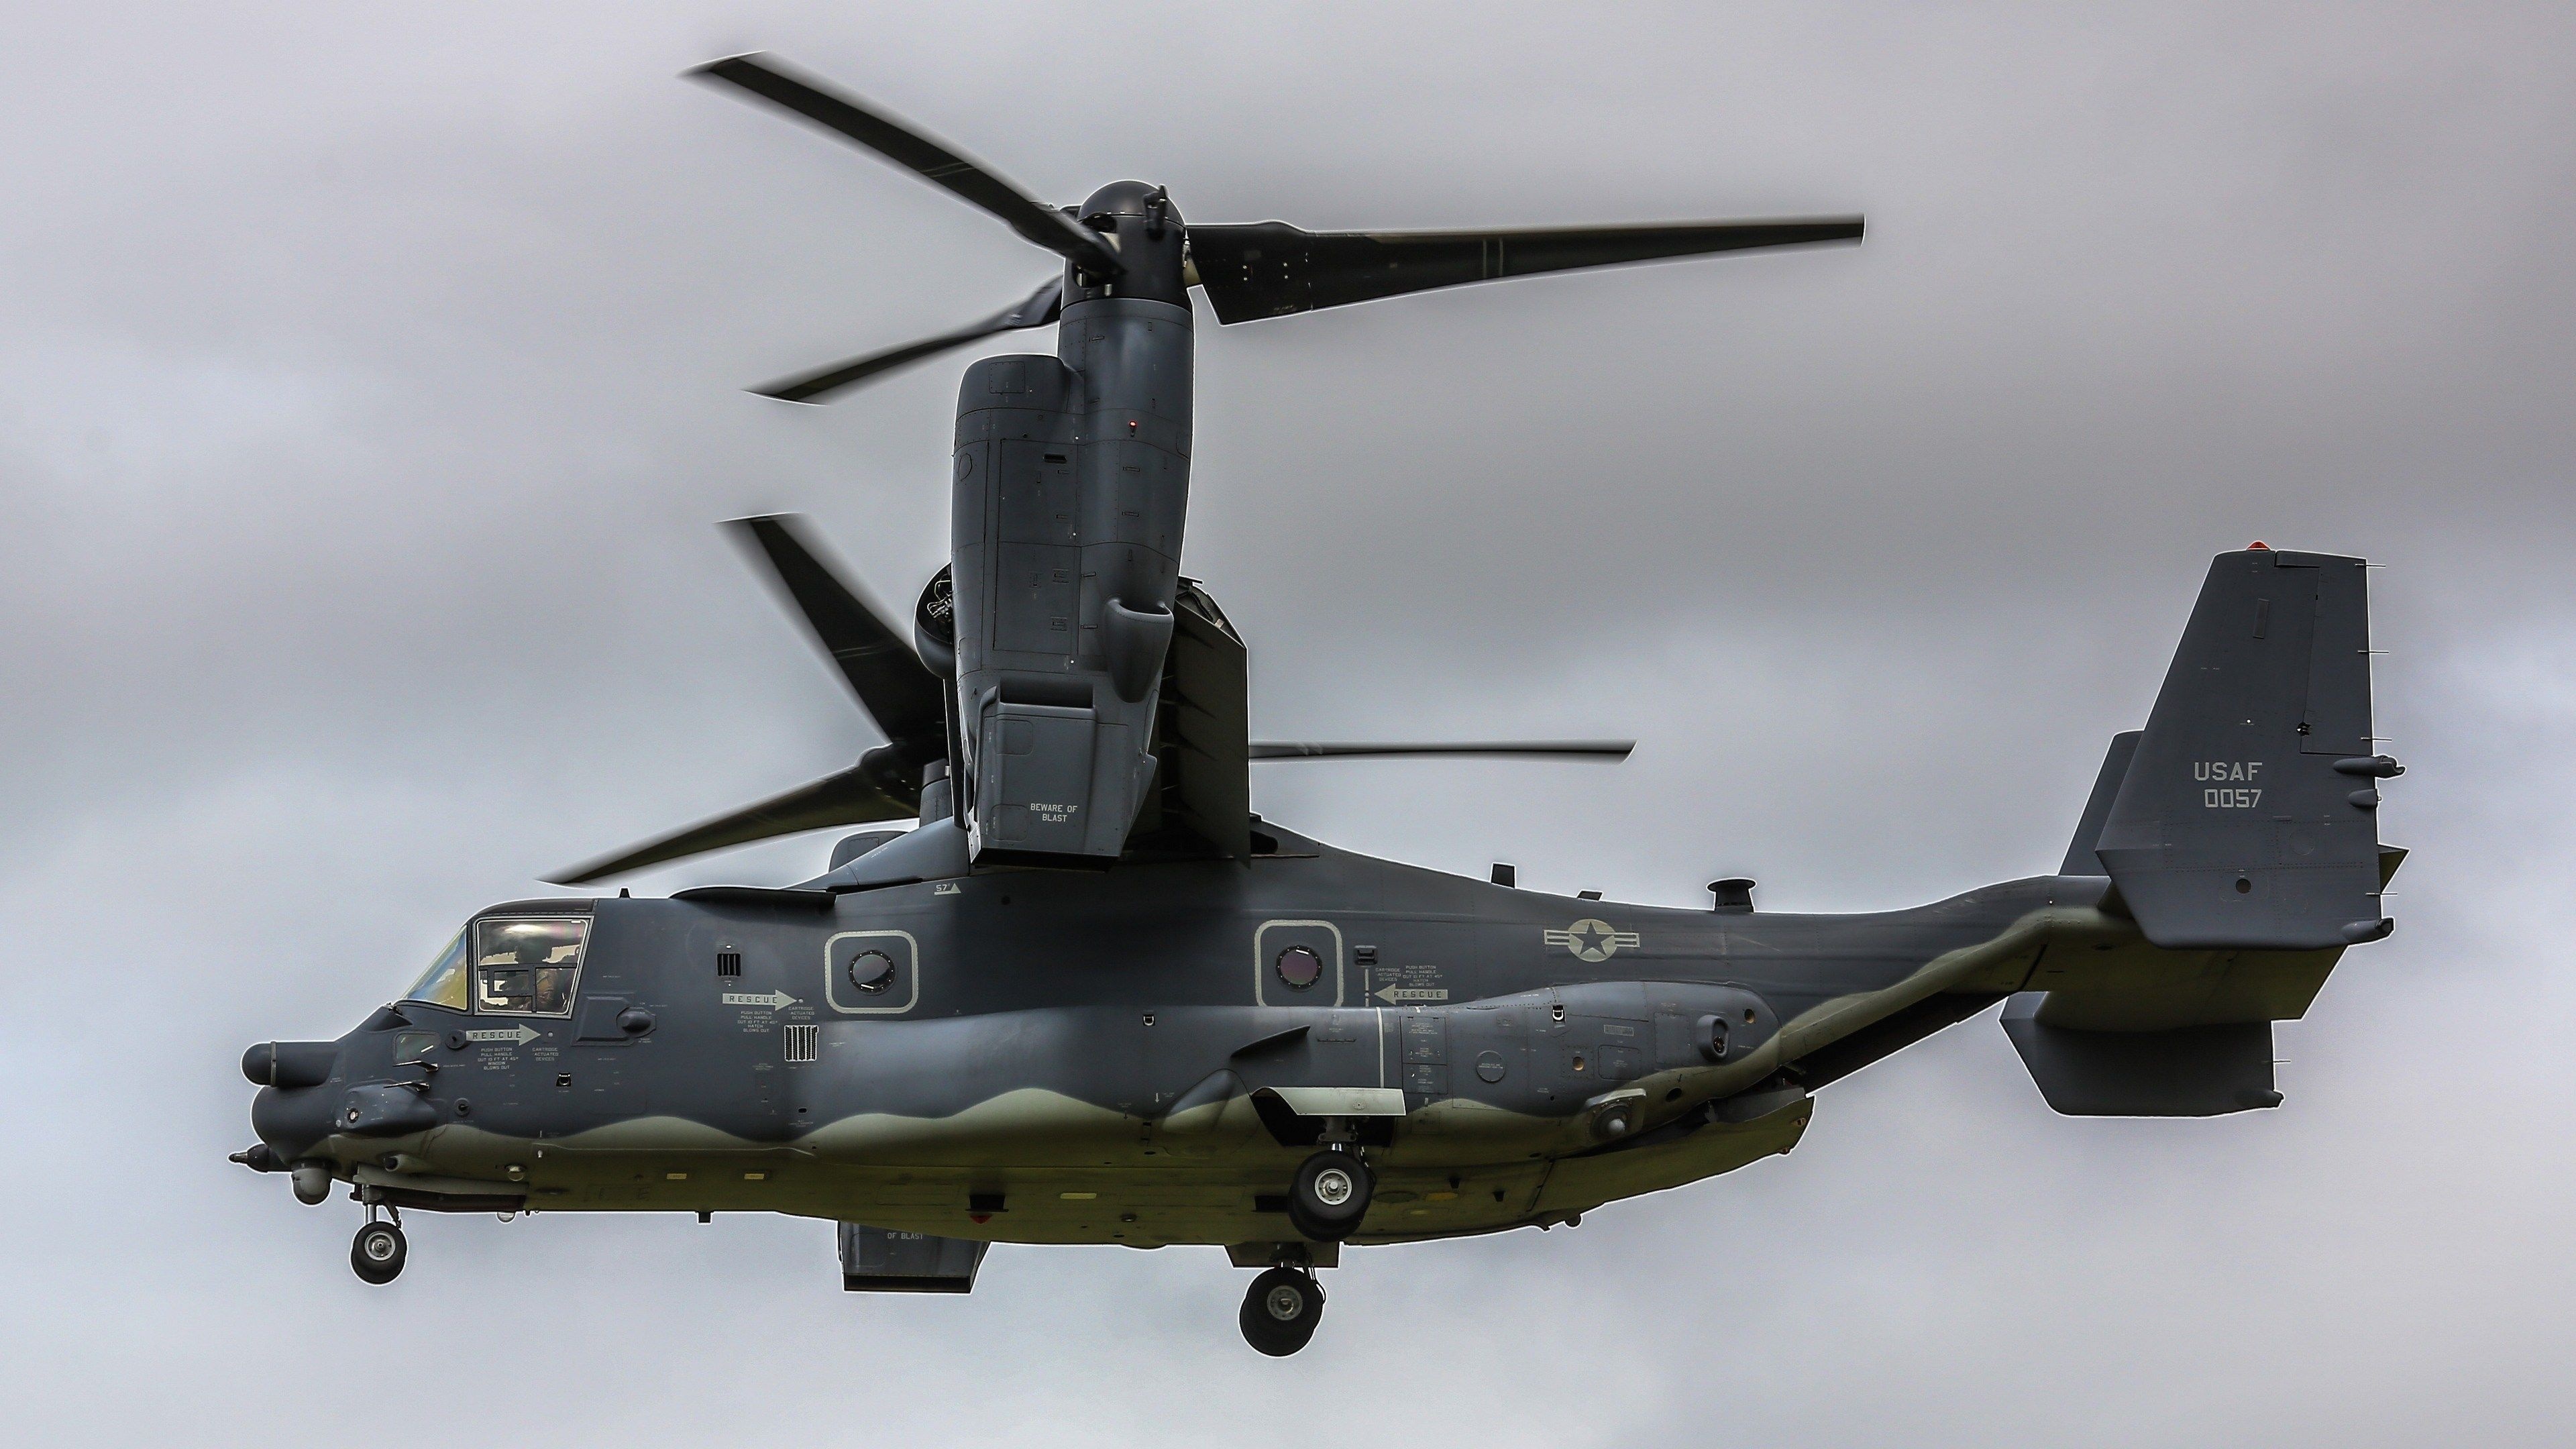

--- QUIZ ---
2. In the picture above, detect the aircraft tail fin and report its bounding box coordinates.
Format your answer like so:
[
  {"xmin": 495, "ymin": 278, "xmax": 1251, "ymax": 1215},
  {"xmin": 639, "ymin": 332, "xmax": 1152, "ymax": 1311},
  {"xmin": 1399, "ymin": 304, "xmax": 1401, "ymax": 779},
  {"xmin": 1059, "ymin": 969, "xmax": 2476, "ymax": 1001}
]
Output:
[
  {"xmin": 2010, "ymin": 552, "xmax": 2400, "ymax": 1115},
  {"xmin": 2058, "ymin": 731, "xmax": 2140, "ymax": 876},
  {"xmin": 2092, "ymin": 547, "xmax": 2396, "ymax": 951}
]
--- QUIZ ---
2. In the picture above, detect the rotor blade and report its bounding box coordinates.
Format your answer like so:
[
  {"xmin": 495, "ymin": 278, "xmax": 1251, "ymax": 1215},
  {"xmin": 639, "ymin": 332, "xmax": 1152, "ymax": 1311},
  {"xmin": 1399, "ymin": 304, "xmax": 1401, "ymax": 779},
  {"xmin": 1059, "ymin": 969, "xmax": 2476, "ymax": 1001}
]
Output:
[
  {"xmin": 690, "ymin": 53, "xmax": 1122, "ymax": 276},
  {"xmin": 751, "ymin": 277, "xmax": 1063, "ymax": 403},
  {"xmin": 547, "ymin": 761, "xmax": 912, "ymax": 885},
  {"xmin": 1248, "ymin": 740, "xmax": 1635, "ymax": 761},
  {"xmin": 727, "ymin": 515, "xmax": 947, "ymax": 753},
  {"xmin": 1189, "ymin": 217, "xmax": 1863, "ymax": 324}
]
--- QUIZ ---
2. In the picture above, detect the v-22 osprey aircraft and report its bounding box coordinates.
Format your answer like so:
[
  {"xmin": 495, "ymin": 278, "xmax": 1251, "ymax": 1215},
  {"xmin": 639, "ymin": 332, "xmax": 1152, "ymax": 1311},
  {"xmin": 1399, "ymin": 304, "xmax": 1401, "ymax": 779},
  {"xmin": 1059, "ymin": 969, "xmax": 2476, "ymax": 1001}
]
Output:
[{"xmin": 233, "ymin": 56, "xmax": 2404, "ymax": 1355}]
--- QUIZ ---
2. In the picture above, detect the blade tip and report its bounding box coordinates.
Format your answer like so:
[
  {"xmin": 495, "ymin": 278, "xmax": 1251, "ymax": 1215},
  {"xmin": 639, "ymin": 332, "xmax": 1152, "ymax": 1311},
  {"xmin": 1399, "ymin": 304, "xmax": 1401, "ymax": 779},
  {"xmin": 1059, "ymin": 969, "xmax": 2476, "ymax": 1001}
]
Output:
[{"xmin": 686, "ymin": 52, "xmax": 767, "ymax": 78}]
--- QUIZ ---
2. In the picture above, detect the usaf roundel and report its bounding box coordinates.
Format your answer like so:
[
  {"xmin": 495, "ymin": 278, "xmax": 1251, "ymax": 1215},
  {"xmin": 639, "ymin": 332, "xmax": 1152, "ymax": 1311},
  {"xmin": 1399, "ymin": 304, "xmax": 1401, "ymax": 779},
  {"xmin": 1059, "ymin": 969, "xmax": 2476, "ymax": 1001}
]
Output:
[{"xmin": 1544, "ymin": 918, "xmax": 1642, "ymax": 963}]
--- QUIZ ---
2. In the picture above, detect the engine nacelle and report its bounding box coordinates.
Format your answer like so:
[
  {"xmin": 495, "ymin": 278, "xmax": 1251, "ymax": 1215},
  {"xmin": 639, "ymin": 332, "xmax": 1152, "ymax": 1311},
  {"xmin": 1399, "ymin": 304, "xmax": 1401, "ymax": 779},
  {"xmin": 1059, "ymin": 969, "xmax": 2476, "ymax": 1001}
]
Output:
[{"xmin": 949, "ymin": 289, "xmax": 1191, "ymax": 865}]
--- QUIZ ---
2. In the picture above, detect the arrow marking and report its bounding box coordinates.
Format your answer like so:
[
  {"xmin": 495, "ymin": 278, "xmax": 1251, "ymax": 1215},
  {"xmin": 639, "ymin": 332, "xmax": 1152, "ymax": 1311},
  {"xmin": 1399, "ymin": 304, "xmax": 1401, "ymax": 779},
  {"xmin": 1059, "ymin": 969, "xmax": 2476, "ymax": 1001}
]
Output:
[
  {"xmin": 464, "ymin": 1025, "xmax": 541, "ymax": 1046},
  {"xmin": 723, "ymin": 990, "xmax": 799, "ymax": 1010}
]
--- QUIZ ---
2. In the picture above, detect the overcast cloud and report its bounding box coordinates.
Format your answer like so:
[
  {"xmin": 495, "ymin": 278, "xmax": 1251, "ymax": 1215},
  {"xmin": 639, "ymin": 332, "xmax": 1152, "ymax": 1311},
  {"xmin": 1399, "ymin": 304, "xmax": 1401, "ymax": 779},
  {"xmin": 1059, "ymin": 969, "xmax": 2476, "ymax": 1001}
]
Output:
[{"xmin": 3, "ymin": 3, "xmax": 2573, "ymax": 1444}]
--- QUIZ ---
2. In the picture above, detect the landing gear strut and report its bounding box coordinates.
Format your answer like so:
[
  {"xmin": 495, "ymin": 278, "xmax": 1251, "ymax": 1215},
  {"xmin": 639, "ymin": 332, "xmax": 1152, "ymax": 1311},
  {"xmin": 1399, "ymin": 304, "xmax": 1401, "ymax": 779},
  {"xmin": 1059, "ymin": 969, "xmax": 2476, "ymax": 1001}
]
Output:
[
  {"xmin": 1285, "ymin": 1147, "xmax": 1373, "ymax": 1242},
  {"xmin": 351, "ymin": 1205, "xmax": 407, "ymax": 1285},
  {"xmin": 1239, "ymin": 1265, "xmax": 1324, "ymax": 1356}
]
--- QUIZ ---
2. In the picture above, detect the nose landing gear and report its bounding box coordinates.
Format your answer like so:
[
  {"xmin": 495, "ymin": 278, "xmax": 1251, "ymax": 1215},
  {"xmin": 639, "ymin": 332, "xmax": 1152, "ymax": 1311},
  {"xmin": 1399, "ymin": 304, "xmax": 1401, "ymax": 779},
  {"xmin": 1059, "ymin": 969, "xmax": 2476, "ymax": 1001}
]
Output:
[
  {"xmin": 1239, "ymin": 1265, "xmax": 1324, "ymax": 1356},
  {"xmin": 351, "ymin": 1207, "xmax": 407, "ymax": 1285}
]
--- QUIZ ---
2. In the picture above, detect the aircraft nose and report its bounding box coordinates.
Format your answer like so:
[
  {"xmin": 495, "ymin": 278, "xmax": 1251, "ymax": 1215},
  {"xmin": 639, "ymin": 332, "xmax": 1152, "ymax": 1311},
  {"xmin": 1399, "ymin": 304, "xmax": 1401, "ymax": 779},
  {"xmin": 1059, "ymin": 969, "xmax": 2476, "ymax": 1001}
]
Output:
[
  {"xmin": 246, "ymin": 1040, "xmax": 343, "ymax": 1161},
  {"xmin": 250, "ymin": 1082, "xmax": 337, "ymax": 1159}
]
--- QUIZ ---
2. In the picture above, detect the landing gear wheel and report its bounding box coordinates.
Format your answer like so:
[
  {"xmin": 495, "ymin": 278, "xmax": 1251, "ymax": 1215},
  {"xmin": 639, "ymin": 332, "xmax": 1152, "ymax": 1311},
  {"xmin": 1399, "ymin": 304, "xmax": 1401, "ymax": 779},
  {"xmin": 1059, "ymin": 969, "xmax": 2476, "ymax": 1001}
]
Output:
[
  {"xmin": 1239, "ymin": 1267, "xmax": 1324, "ymax": 1356},
  {"xmin": 1285, "ymin": 1149, "xmax": 1374, "ymax": 1242},
  {"xmin": 350, "ymin": 1221, "xmax": 407, "ymax": 1285}
]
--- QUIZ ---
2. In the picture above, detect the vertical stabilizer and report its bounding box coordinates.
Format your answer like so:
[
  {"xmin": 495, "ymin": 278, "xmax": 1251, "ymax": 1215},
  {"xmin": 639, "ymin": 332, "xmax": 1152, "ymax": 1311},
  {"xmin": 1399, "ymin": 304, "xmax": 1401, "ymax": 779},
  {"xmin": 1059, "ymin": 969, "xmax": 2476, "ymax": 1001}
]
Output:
[
  {"xmin": 2059, "ymin": 731, "xmax": 2141, "ymax": 877},
  {"xmin": 2095, "ymin": 549, "xmax": 2396, "ymax": 950}
]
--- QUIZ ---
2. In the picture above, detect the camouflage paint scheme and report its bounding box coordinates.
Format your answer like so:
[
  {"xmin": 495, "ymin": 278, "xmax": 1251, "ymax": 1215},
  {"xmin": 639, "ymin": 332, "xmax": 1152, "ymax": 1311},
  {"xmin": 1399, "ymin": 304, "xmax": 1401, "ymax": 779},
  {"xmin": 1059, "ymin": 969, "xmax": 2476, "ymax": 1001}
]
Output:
[
  {"xmin": 236, "ymin": 60, "xmax": 2400, "ymax": 1332},
  {"xmin": 246, "ymin": 814, "xmax": 2351, "ymax": 1250}
]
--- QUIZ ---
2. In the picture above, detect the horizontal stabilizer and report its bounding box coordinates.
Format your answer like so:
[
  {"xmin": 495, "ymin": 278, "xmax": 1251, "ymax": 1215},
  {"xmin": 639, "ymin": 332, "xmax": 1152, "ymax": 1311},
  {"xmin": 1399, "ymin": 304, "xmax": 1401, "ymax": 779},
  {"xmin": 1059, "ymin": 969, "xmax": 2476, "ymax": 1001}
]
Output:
[
  {"xmin": 2002, "ymin": 994, "xmax": 2280, "ymax": 1117},
  {"xmin": 2096, "ymin": 549, "xmax": 2392, "ymax": 950}
]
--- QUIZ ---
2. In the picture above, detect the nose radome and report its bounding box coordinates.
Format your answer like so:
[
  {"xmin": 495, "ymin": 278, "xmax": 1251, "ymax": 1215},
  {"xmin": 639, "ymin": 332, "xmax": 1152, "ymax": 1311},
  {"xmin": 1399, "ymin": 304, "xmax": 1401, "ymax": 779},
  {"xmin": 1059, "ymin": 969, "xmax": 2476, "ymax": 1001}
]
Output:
[{"xmin": 249, "ymin": 1072, "xmax": 343, "ymax": 1165}]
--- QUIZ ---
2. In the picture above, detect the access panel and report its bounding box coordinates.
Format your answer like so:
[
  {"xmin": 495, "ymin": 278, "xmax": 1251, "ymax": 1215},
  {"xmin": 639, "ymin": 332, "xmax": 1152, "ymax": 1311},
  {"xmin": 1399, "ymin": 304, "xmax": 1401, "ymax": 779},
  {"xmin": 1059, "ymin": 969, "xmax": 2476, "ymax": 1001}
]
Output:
[
  {"xmin": 838, "ymin": 1222, "xmax": 989, "ymax": 1293},
  {"xmin": 951, "ymin": 351, "xmax": 1171, "ymax": 865}
]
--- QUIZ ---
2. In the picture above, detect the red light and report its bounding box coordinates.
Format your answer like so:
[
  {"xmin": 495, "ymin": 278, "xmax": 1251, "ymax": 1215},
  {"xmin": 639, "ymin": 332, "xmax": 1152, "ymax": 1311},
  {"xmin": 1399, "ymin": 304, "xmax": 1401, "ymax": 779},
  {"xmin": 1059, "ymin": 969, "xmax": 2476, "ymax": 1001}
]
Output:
[{"xmin": 2248, "ymin": 540, "xmax": 2269, "ymax": 550}]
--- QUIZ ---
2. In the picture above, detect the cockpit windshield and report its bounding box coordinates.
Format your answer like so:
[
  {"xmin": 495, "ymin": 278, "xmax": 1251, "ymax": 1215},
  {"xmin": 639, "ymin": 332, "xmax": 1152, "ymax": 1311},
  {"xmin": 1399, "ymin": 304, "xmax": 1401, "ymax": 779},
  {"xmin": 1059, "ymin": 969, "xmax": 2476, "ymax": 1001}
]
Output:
[
  {"xmin": 471, "ymin": 916, "xmax": 589, "ymax": 1017},
  {"xmin": 402, "ymin": 930, "xmax": 470, "ymax": 1012}
]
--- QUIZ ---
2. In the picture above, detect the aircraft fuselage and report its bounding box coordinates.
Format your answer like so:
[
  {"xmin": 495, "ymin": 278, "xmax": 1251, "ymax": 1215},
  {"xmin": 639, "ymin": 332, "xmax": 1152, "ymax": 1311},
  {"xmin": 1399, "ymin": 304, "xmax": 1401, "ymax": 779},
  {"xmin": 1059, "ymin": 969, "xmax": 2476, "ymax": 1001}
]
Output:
[{"xmin": 250, "ymin": 818, "xmax": 2117, "ymax": 1249}]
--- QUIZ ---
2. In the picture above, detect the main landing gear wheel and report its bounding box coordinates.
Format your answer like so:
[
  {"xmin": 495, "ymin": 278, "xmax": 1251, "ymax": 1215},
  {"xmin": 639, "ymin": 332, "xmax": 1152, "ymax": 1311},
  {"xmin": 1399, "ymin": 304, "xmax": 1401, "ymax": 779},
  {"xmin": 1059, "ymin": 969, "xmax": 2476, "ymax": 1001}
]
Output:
[
  {"xmin": 351, "ymin": 1221, "xmax": 407, "ymax": 1285},
  {"xmin": 1285, "ymin": 1149, "xmax": 1374, "ymax": 1242},
  {"xmin": 1240, "ymin": 1267, "xmax": 1324, "ymax": 1356}
]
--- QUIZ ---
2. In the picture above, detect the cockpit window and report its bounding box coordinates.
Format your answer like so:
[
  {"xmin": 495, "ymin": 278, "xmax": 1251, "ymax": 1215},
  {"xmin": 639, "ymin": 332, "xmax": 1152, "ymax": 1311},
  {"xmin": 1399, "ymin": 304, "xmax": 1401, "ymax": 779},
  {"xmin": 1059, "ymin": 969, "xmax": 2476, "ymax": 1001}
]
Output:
[
  {"xmin": 473, "ymin": 916, "xmax": 588, "ymax": 1018},
  {"xmin": 402, "ymin": 930, "xmax": 471, "ymax": 1012}
]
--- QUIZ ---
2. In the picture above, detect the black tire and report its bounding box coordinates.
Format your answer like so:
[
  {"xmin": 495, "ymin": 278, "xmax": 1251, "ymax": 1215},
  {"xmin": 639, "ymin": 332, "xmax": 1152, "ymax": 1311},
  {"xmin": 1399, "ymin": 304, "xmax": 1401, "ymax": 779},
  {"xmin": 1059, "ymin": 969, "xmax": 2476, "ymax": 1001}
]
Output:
[
  {"xmin": 351, "ymin": 1222, "xmax": 407, "ymax": 1285},
  {"xmin": 1238, "ymin": 1267, "xmax": 1324, "ymax": 1356},
  {"xmin": 1285, "ymin": 1150, "xmax": 1374, "ymax": 1242}
]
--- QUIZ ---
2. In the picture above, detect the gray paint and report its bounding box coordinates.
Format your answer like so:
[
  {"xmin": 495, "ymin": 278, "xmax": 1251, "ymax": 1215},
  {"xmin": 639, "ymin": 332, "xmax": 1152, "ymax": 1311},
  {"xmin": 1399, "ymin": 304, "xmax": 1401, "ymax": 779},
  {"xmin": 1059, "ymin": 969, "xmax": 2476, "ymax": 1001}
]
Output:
[
  {"xmin": 238, "ymin": 557, "xmax": 2398, "ymax": 1263},
  {"xmin": 577, "ymin": 56, "xmax": 1856, "ymax": 880},
  {"xmin": 11, "ymin": 5, "xmax": 2556, "ymax": 1430},
  {"xmin": 2059, "ymin": 731, "xmax": 2141, "ymax": 877},
  {"xmin": 238, "ymin": 542, "xmax": 2400, "ymax": 1347},
  {"xmin": 2001, "ymin": 995, "xmax": 2280, "ymax": 1117},
  {"xmin": 841, "ymin": 1222, "xmax": 989, "ymax": 1293},
  {"xmin": 2097, "ymin": 550, "xmax": 2388, "ymax": 949}
]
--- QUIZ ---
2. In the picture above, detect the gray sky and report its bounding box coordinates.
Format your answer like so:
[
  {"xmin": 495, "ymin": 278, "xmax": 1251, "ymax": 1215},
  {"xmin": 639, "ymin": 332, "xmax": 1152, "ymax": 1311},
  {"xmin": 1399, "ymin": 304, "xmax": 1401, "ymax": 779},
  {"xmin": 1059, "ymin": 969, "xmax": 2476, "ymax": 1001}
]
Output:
[{"xmin": 4, "ymin": 3, "xmax": 2573, "ymax": 1443}]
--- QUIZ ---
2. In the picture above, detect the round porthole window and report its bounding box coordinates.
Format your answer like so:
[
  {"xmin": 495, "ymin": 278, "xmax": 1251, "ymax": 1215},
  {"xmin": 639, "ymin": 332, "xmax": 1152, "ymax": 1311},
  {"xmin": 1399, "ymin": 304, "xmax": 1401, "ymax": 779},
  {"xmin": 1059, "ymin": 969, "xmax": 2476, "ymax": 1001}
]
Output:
[
  {"xmin": 1275, "ymin": 945, "xmax": 1323, "ymax": 991},
  {"xmin": 847, "ymin": 949, "xmax": 896, "ymax": 994}
]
